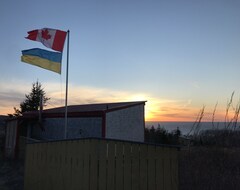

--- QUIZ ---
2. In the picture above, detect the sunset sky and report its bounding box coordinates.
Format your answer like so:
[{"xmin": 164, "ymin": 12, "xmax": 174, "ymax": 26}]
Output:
[{"xmin": 1, "ymin": 0, "xmax": 240, "ymax": 121}]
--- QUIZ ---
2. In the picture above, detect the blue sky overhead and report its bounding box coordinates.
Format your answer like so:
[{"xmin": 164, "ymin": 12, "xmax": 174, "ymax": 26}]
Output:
[{"xmin": 1, "ymin": 0, "xmax": 240, "ymax": 121}]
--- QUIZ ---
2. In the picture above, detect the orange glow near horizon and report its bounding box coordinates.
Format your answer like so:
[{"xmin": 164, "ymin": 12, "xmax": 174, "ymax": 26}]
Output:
[
  {"xmin": 0, "ymin": 102, "xmax": 230, "ymax": 122},
  {"xmin": 0, "ymin": 83, "xmax": 233, "ymax": 122}
]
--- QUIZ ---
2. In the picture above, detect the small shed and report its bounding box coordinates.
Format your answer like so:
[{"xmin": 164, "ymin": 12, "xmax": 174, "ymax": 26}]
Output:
[{"xmin": 5, "ymin": 101, "xmax": 146, "ymax": 158}]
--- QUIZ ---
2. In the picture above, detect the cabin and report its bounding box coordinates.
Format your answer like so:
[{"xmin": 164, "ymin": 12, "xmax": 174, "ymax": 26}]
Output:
[{"xmin": 5, "ymin": 101, "xmax": 146, "ymax": 158}]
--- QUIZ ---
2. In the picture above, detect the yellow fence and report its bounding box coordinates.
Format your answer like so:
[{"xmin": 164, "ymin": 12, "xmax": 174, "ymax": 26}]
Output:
[{"xmin": 24, "ymin": 138, "xmax": 179, "ymax": 190}]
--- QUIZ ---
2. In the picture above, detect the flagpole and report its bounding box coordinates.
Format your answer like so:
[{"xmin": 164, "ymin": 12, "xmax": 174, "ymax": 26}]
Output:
[{"xmin": 64, "ymin": 30, "xmax": 70, "ymax": 139}]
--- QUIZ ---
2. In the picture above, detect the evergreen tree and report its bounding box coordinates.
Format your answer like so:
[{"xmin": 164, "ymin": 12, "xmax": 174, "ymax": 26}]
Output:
[{"xmin": 9, "ymin": 81, "xmax": 50, "ymax": 117}]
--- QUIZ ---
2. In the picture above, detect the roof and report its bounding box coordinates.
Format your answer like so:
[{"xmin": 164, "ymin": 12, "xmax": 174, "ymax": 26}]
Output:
[{"xmin": 22, "ymin": 101, "xmax": 146, "ymax": 118}]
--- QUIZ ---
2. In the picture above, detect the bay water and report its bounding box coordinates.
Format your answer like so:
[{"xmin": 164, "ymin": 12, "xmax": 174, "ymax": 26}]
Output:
[{"xmin": 145, "ymin": 121, "xmax": 238, "ymax": 135}]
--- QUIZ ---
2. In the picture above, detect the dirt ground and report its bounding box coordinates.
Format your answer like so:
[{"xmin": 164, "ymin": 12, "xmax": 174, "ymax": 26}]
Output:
[{"xmin": 0, "ymin": 157, "xmax": 24, "ymax": 190}]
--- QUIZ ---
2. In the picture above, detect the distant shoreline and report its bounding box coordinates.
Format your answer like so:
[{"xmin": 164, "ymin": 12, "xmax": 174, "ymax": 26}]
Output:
[{"xmin": 145, "ymin": 121, "xmax": 239, "ymax": 135}]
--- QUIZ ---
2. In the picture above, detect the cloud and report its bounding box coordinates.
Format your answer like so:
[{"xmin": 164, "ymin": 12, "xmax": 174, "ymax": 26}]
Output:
[
  {"xmin": 0, "ymin": 81, "xmax": 28, "ymax": 115},
  {"xmin": 0, "ymin": 80, "xmax": 229, "ymax": 121}
]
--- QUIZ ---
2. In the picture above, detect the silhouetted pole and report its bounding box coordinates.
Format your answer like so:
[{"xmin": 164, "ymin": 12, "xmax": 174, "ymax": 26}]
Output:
[{"xmin": 64, "ymin": 30, "xmax": 70, "ymax": 139}]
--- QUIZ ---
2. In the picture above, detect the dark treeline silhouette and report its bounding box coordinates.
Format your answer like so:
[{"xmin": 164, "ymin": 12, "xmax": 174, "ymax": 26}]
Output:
[{"xmin": 145, "ymin": 125, "xmax": 181, "ymax": 145}]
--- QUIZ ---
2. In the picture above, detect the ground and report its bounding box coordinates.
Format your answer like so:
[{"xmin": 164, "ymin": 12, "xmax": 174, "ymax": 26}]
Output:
[{"xmin": 0, "ymin": 157, "xmax": 24, "ymax": 190}]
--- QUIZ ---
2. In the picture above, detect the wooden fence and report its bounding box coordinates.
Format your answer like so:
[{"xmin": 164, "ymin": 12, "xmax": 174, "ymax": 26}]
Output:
[{"xmin": 24, "ymin": 138, "xmax": 179, "ymax": 190}]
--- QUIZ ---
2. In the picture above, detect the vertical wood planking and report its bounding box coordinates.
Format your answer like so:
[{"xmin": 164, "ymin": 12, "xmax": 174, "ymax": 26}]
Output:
[
  {"xmin": 61, "ymin": 141, "xmax": 68, "ymax": 190},
  {"xmin": 89, "ymin": 139, "xmax": 99, "ymax": 190},
  {"xmin": 98, "ymin": 140, "xmax": 107, "ymax": 190},
  {"xmin": 139, "ymin": 144, "xmax": 148, "ymax": 190},
  {"xmin": 47, "ymin": 142, "xmax": 53, "ymax": 190},
  {"xmin": 24, "ymin": 139, "xmax": 179, "ymax": 190},
  {"xmin": 42, "ymin": 143, "xmax": 49, "ymax": 190},
  {"xmin": 148, "ymin": 145, "xmax": 156, "ymax": 190},
  {"xmin": 163, "ymin": 147, "xmax": 171, "ymax": 190},
  {"xmin": 23, "ymin": 144, "xmax": 29, "ymax": 190},
  {"xmin": 49, "ymin": 142, "xmax": 56, "ymax": 190},
  {"xmin": 24, "ymin": 144, "xmax": 32, "ymax": 190},
  {"xmin": 131, "ymin": 144, "xmax": 140, "ymax": 190},
  {"xmin": 106, "ymin": 141, "xmax": 115, "ymax": 190},
  {"xmin": 33, "ymin": 143, "xmax": 39, "ymax": 189},
  {"xmin": 115, "ymin": 141, "xmax": 124, "ymax": 190},
  {"xmin": 58, "ymin": 141, "xmax": 65, "ymax": 190},
  {"xmin": 67, "ymin": 141, "xmax": 74, "ymax": 190},
  {"xmin": 156, "ymin": 147, "xmax": 164, "ymax": 190},
  {"xmin": 123, "ymin": 143, "xmax": 131, "ymax": 190},
  {"xmin": 78, "ymin": 140, "xmax": 85, "ymax": 190},
  {"xmin": 45, "ymin": 142, "xmax": 52, "ymax": 190},
  {"xmin": 29, "ymin": 144, "xmax": 36, "ymax": 190},
  {"xmin": 171, "ymin": 149, "xmax": 178, "ymax": 190},
  {"xmin": 54, "ymin": 141, "xmax": 63, "ymax": 190},
  {"xmin": 83, "ymin": 139, "xmax": 90, "ymax": 190},
  {"xmin": 71, "ymin": 140, "xmax": 82, "ymax": 190}
]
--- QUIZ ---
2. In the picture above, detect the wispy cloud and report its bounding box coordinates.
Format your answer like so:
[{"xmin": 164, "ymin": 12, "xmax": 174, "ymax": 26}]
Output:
[{"xmin": 0, "ymin": 80, "xmax": 229, "ymax": 121}]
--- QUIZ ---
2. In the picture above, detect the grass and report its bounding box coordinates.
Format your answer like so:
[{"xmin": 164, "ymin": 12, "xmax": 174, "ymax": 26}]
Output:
[{"xmin": 179, "ymin": 146, "xmax": 240, "ymax": 190}]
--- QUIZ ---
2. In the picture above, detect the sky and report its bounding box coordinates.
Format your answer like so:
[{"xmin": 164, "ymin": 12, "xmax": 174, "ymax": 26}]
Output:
[{"xmin": 1, "ymin": 0, "xmax": 240, "ymax": 121}]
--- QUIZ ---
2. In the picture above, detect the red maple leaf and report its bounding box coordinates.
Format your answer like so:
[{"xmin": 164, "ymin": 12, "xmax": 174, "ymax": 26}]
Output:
[{"xmin": 41, "ymin": 29, "xmax": 51, "ymax": 40}]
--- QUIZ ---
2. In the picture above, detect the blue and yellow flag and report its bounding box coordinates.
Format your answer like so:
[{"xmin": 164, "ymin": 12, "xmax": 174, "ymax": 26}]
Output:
[{"xmin": 21, "ymin": 48, "xmax": 62, "ymax": 74}]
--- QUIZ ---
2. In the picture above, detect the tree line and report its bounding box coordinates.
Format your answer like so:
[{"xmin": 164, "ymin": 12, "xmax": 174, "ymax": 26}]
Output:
[{"xmin": 144, "ymin": 124, "xmax": 181, "ymax": 145}]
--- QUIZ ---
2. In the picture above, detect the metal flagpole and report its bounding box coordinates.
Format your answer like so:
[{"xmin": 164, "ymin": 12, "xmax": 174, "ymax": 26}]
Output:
[{"xmin": 64, "ymin": 30, "xmax": 70, "ymax": 139}]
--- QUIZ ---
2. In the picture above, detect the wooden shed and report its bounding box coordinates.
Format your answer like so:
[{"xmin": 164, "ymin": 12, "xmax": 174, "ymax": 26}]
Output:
[{"xmin": 5, "ymin": 101, "xmax": 146, "ymax": 159}]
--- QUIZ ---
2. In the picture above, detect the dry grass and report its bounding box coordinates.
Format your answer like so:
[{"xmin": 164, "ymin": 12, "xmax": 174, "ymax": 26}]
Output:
[{"xmin": 179, "ymin": 146, "xmax": 240, "ymax": 190}]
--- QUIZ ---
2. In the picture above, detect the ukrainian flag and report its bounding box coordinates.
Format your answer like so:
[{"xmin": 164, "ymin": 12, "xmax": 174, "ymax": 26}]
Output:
[{"xmin": 21, "ymin": 48, "xmax": 62, "ymax": 74}]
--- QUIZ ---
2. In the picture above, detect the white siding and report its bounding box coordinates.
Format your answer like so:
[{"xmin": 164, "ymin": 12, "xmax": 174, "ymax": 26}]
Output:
[
  {"xmin": 31, "ymin": 117, "xmax": 102, "ymax": 140},
  {"xmin": 106, "ymin": 105, "xmax": 144, "ymax": 142}
]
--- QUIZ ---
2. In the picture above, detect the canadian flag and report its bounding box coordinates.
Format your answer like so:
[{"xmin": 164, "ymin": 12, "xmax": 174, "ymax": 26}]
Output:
[{"xmin": 26, "ymin": 28, "xmax": 67, "ymax": 52}]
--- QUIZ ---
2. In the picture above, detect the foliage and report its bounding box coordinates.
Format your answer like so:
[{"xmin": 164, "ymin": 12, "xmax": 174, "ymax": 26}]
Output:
[
  {"xmin": 145, "ymin": 124, "xmax": 181, "ymax": 145},
  {"xmin": 9, "ymin": 81, "xmax": 50, "ymax": 117},
  {"xmin": 179, "ymin": 145, "xmax": 240, "ymax": 190}
]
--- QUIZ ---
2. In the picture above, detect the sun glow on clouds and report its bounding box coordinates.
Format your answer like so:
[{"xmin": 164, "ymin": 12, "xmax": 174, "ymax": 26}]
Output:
[
  {"xmin": 44, "ymin": 84, "xmax": 200, "ymax": 121},
  {"xmin": 0, "ymin": 81, "xmax": 230, "ymax": 121}
]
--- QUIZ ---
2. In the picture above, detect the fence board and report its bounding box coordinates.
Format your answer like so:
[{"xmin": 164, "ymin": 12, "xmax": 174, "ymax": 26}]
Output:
[
  {"xmin": 53, "ymin": 141, "xmax": 63, "ymax": 190},
  {"xmin": 98, "ymin": 140, "xmax": 107, "ymax": 190},
  {"xmin": 79, "ymin": 140, "xmax": 85, "ymax": 190},
  {"xmin": 106, "ymin": 141, "xmax": 115, "ymax": 190},
  {"xmin": 41, "ymin": 143, "xmax": 48, "ymax": 190},
  {"xmin": 24, "ymin": 144, "xmax": 32, "ymax": 190},
  {"xmin": 132, "ymin": 144, "xmax": 140, "ymax": 190},
  {"xmin": 148, "ymin": 145, "xmax": 156, "ymax": 190},
  {"xmin": 49, "ymin": 142, "xmax": 57, "ymax": 190},
  {"xmin": 58, "ymin": 141, "xmax": 66, "ymax": 190},
  {"xmin": 90, "ymin": 140, "xmax": 99, "ymax": 190},
  {"xmin": 156, "ymin": 147, "xmax": 164, "ymax": 190},
  {"xmin": 139, "ymin": 144, "xmax": 148, "ymax": 190},
  {"xmin": 171, "ymin": 149, "xmax": 178, "ymax": 190},
  {"xmin": 83, "ymin": 139, "xmax": 90, "ymax": 190},
  {"xmin": 69, "ymin": 141, "xmax": 76, "ymax": 190},
  {"xmin": 71, "ymin": 141, "xmax": 82, "ymax": 190},
  {"xmin": 123, "ymin": 142, "xmax": 131, "ymax": 190},
  {"xmin": 116, "ymin": 141, "xmax": 124, "ymax": 190},
  {"xmin": 163, "ymin": 147, "xmax": 171, "ymax": 190}
]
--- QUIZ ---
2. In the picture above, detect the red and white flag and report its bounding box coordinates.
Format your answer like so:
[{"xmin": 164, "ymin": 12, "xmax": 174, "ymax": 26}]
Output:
[{"xmin": 26, "ymin": 28, "xmax": 67, "ymax": 52}]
